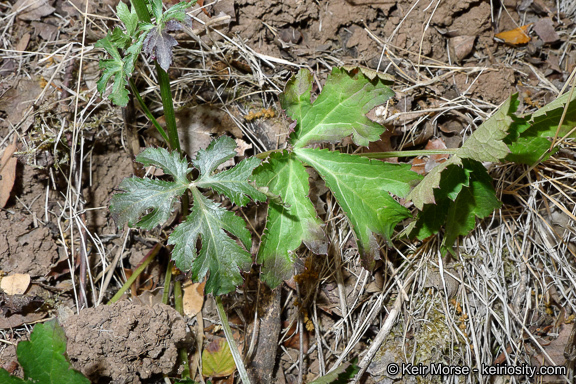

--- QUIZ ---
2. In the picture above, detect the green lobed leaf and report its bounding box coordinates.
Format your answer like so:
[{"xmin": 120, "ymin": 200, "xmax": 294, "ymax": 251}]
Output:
[
  {"xmin": 411, "ymin": 159, "xmax": 501, "ymax": 252},
  {"xmin": 95, "ymin": 35, "xmax": 131, "ymax": 106},
  {"xmin": 110, "ymin": 177, "xmax": 187, "ymax": 230},
  {"xmin": 408, "ymin": 94, "xmax": 518, "ymax": 210},
  {"xmin": 252, "ymin": 151, "xmax": 327, "ymax": 287},
  {"xmin": 168, "ymin": 190, "xmax": 253, "ymax": 295},
  {"xmin": 196, "ymin": 157, "xmax": 266, "ymax": 206},
  {"xmin": 116, "ymin": 1, "xmax": 138, "ymax": 36},
  {"xmin": 193, "ymin": 136, "xmax": 238, "ymax": 177},
  {"xmin": 0, "ymin": 319, "xmax": 90, "ymax": 384},
  {"xmin": 504, "ymin": 90, "xmax": 576, "ymax": 164},
  {"xmin": 192, "ymin": 136, "xmax": 266, "ymax": 206},
  {"xmin": 295, "ymin": 148, "xmax": 420, "ymax": 270},
  {"xmin": 135, "ymin": 147, "xmax": 191, "ymax": 185},
  {"xmin": 283, "ymin": 67, "xmax": 395, "ymax": 148}
]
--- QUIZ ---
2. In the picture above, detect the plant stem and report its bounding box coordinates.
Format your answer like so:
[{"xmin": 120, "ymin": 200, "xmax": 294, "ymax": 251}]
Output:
[
  {"xmin": 156, "ymin": 63, "xmax": 181, "ymax": 152},
  {"xmin": 359, "ymin": 148, "xmax": 458, "ymax": 159},
  {"xmin": 162, "ymin": 260, "xmax": 173, "ymax": 305},
  {"xmin": 255, "ymin": 148, "xmax": 282, "ymax": 159},
  {"xmin": 129, "ymin": 79, "xmax": 169, "ymax": 143},
  {"xmin": 108, "ymin": 243, "xmax": 161, "ymax": 304},
  {"xmin": 174, "ymin": 280, "xmax": 191, "ymax": 378},
  {"xmin": 215, "ymin": 296, "xmax": 252, "ymax": 384},
  {"xmin": 129, "ymin": 0, "xmax": 181, "ymax": 152}
]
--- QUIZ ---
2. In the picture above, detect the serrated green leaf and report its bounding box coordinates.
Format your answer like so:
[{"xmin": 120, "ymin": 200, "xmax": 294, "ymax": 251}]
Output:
[
  {"xmin": 284, "ymin": 68, "xmax": 395, "ymax": 148},
  {"xmin": 162, "ymin": 1, "xmax": 194, "ymax": 25},
  {"xmin": 197, "ymin": 157, "xmax": 266, "ymax": 206},
  {"xmin": 505, "ymin": 90, "xmax": 576, "ymax": 164},
  {"xmin": 408, "ymin": 94, "xmax": 517, "ymax": 210},
  {"xmin": 95, "ymin": 35, "xmax": 130, "ymax": 106},
  {"xmin": 411, "ymin": 159, "xmax": 501, "ymax": 252},
  {"xmin": 193, "ymin": 136, "xmax": 237, "ymax": 176},
  {"xmin": 109, "ymin": 27, "xmax": 131, "ymax": 49},
  {"xmin": 192, "ymin": 136, "xmax": 266, "ymax": 206},
  {"xmin": 410, "ymin": 164, "xmax": 471, "ymax": 240},
  {"xmin": 135, "ymin": 147, "xmax": 191, "ymax": 185},
  {"xmin": 253, "ymin": 151, "xmax": 327, "ymax": 287},
  {"xmin": 116, "ymin": 1, "xmax": 138, "ymax": 36},
  {"xmin": 169, "ymin": 189, "xmax": 252, "ymax": 295},
  {"xmin": 110, "ymin": 177, "xmax": 187, "ymax": 230},
  {"xmin": 295, "ymin": 148, "xmax": 419, "ymax": 269},
  {"xmin": 0, "ymin": 319, "xmax": 90, "ymax": 384},
  {"xmin": 150, "ymin": 0, "xmax": 163, "ymax": 20}
]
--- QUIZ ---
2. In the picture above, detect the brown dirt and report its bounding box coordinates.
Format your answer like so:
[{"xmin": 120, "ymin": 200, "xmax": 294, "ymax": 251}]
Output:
[{"xmin": 62, "ymin": 301, "xmax": 192, "ymax": 384}]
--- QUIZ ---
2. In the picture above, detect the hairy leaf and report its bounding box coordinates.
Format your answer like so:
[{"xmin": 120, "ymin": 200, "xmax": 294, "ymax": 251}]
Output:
[
  {"xmin": 143, "ymin": 26, "xmax": 178, "ymax": 71},
  {"xmin": 193, "ymin": 135, "xmax": 238, "ymax": 176},
  {"xmin": 283, "ymin": 68, "xmax": 395, "ymax": 148},
  {"xmin": 0, "ymin": 319, "xmax": 90, "ymax": 384},
  {"xmin": 110, "ymin": 177, "xmax": 187, "ymax": 230},
  {"xmin": 169, "ymin": 190, "xmax": 252, "ymax": 295},
  {"xmin": 253, "ymin": 151, "xmax": 327, "ymax": 287},
  {"xmin": 194, "ymin": 136, "xmax": 266, "ymax": 206},
  {"xmin": 135, "ymin": 147, "xmax": 191, "ymax": 184},
  {"xmin": 295, "ymin": 148, "xmax": 419, "ymax": 269}
]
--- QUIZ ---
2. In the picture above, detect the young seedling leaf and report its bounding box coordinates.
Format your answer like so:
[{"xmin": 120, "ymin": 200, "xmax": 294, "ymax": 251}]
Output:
[
  {"xmin": 0, "ymin": 319, "xmax": 90, "ymax": 384},
  {"xmin": 283, "ymin": 67, "xmax": 395, "ymax": 148},
  {"xmin": 169, "ymin": 190, "xmax": 252, "ymax": 295},
  {"xmin": 408, "ymin": 94, "xmax": 517, "ymax": 210},
  {"xmin": 143, "ymin": 1, "xmax": 192, "ymax": 71},
  {"xmin": 253, "ymin": 151, "xmax": 327, "ymax": 287},
  {"xmin": 295, "ymin": 148, "xmax": 419, "ymax": 269}
]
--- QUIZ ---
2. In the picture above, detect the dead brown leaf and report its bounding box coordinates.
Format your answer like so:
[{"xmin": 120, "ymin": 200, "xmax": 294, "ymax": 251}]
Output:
[
  {"xmin": 530, "ymin": 323, "xmax": 571, "ymax": 383},
  {"xmin": 13, "ymin": 0, "xmax": 55, "ymax": 21},
  {"xmin": 183, "ymin": 280, "xmax": 205, "ymax": 317},
  {"xmin": 15, "ymin": 33, "xmax": 30, "ymax": 53},
  {"xmin": 0, "ymin": 142, "xmax": 18, "ymax": 208},
  {"xmin": 410, "ymin": 138, "xmax": 450, "ymax": 175},
  {"xmin": 533, "ymin": 18, "xmax": 559, "ymax": 44},
  {"xmin": 449, "ymin": 35, "xmax": 476, "ymax": 62},
  {"xmin": 0, "ymin": 78, "xmax": 43, "ymax": 130},
  {"xmin": 1, "ymin": 273, "xmax": 31, "ymax": 295}
]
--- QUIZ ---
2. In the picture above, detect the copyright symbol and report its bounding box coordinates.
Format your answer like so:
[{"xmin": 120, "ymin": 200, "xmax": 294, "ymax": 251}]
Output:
[{"xmin": 387, "ymin": 363, "xmax": 399, "ymax": 376}]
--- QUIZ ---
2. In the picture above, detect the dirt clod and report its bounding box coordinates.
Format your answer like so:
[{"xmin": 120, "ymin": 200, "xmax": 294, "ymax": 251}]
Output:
[{"xmin": 62, "ymin": 301, "xmax": 193, "ymax": 384}]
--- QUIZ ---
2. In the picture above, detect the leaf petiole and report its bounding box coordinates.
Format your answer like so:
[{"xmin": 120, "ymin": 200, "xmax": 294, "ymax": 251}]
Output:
[{"xmin": 360, "ymin": 148, "xmax": 458, "ymax": 159}]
